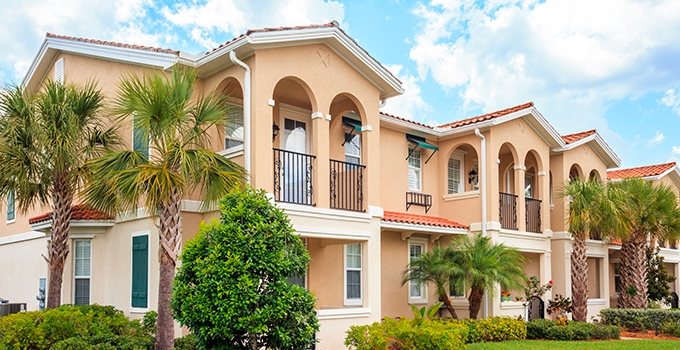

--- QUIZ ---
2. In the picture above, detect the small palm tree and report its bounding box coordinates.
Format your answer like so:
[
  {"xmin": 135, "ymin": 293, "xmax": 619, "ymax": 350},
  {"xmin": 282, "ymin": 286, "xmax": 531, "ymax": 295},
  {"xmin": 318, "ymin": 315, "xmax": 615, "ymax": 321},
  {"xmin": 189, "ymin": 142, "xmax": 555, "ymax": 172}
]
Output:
[
  {"xmin": 452, "ymin": 234, "xmax": 527, "ymax": 319},
  {"xmin": 83, "ymin": 68, "xmax": 246, "ymax": 350},
  {"xmin": 612, "ymin": 178, "xmax": 680, "ymax": 309},
  {"xmin": 0, "ymin": 81, "xmax": 115, "ymax": 309},
  {"xmin": 402, "ymin": 244, "xmax": 460, "ymax": 319},
  {"xmin": 561, "ymin": 179, "xmax": 618, "ymax": 321}
]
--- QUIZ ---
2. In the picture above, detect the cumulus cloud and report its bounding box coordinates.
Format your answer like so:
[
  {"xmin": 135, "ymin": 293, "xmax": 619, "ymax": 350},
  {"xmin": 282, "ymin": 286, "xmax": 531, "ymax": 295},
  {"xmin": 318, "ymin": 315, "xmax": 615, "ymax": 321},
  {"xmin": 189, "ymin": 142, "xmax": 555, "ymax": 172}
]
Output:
[
  {"xmin": 382, "ymin": 64, "xmax": 432, "ymax": 123},
  {"xmin": 161, "ymin": 0, "xmax": 346, "ymax": 49},
  {"xmin": 670, "ymin": 146, "xmax": 680, "ymax": 162},
  {"xmin": 647, "ymin": 131, "xmax": 665, "ymax": 147},
  {"xmin": 660, "ymin": 88, "xmax": 680, "ymax": 117},
  {"xmin": 408, "ymin": 0, "xmax": 680, "ymax": 163}
]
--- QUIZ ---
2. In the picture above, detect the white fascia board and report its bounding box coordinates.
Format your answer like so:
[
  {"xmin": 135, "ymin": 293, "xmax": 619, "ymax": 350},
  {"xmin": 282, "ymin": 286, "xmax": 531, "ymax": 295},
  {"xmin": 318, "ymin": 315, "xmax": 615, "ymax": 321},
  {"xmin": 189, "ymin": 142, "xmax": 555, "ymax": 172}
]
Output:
[
  {"xmin": 379, "ymin": 114, "xmax": 439, "ymax": 136},
  {"xmin": 380, "ymin": 221, "xmax": 468, "ymax": 235},
  {"xmin": 489, "ymin": 108, "xmax": 564, "ymax": 148},
  {"xmin": 195, "ymin": 36, "xmax": 248, "ymax": 67},
  {"xmin": 551, "ymin": 134, "xmax": 621, "ymax": 168},
  {"xmin": 22, "ymin": 38, "xmax": 51, "ymax": 89}
]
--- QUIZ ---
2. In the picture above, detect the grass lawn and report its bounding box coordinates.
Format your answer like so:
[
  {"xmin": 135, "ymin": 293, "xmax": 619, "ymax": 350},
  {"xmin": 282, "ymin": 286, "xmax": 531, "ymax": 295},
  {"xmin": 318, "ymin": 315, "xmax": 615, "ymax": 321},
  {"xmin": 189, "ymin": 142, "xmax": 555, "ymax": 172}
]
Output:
[{"xmin": 468, "ymin": 339, "xmax": 680, "ymax": 350}]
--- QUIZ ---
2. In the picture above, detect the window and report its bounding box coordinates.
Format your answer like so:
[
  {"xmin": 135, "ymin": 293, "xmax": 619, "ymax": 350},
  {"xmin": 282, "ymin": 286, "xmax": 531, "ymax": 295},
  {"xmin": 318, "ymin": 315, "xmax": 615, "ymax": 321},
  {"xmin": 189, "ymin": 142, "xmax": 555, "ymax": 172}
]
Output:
[
  {"xmin": 345, "ymin": 132, "xmax": 361, "ymax": 165},
  {"xmin": 472, "ymin": 160, "xmax": 479, "ymax": 191},
  {"xmin": 225, "ymin": 103, "xmax": 244, "ymax": 149},
  {"xmin": 525, "ymin": 174, "xmax": 534, "ymax": 198},
  {"xmin": 286, "ymin": 239, "xmax": 307, "ymax": 288},
  {"xmin": 614, "ymin": 263, "xmax": 621, "ymax": 294},
  {"xmin": 55, "ymin": 58, "xmax": 64, "ymax": 83},
  {"xmin": 6, "ymin": 190, "xmax": 14, "ymax": 222},
  {"xmin": 409, "ymin": 239, "xmax": 427, "ymax": 303},
  {"xmin": 450, "ymin": 281, "xmax": 466, "ymax": 298},
  {"xmin": 345, "ymin": 243, "xmax": 362, "ymax": 306},
  {"xmin": 131, "ymin": 234, "xmax": 149, "ymax": 308},
  {"xmin": 74, "ymin": 240, "xmax": 91, "ymax": 306},
  {"xmin": 447, "ymin": 152, "xmax": 464, "ymax": 194},
  {"xmin": 408, "ymin": 148, "xmax": 422, "ymax": 191},
  {"xmin": 132, "ymin": 115, "xmax": 149, "ymax": 160}
]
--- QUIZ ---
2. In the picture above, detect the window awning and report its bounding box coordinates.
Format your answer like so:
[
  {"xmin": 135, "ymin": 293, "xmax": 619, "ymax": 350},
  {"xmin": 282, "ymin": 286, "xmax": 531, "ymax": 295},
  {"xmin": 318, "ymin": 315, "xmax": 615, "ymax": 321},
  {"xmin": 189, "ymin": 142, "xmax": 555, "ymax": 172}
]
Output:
[
  {"xmin": 406, "ymin": 134, "xmax": 438, "ymax": 164},
  {"xmin": 342, "ymin": 117, "xmax": 362, "ymax": 132}
]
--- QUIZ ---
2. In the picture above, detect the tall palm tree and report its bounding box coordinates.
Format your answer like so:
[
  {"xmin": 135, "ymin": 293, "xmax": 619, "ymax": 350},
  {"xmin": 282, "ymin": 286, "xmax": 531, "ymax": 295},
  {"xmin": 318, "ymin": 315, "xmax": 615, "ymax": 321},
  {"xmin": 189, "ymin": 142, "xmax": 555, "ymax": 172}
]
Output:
[
  {"xmin": 452, "ymin": 234, "xmax": 527, "ymax": 319},
  {"xmin": 402, "ymin": 244, "xmax": 460, "ymax": 319},
  {"xmin": 82, "ymin": 68, "xmax": 246, "ymax": 350},
  {"xmin": 0, "ymin": 81, "xmax": 115, "ymax": 309},
  {"xmin": 612, "ymin": 178, "xmax": 680, "ymax": 309},
  {"xmin": 561, "ymin": 179, "xmax": 618, "ymax": 321}
]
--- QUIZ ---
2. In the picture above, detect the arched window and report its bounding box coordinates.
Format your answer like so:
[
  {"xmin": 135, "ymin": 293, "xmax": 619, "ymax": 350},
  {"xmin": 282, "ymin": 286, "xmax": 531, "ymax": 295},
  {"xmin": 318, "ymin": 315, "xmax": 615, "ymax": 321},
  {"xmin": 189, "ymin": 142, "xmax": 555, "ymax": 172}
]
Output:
[
  {"xmin": 225, "ymin": 101, "xmax": 244, "ymax": 149},
  {"xmin": 447, "ymin": 151, "xmax": 464, "ymax": 194}
]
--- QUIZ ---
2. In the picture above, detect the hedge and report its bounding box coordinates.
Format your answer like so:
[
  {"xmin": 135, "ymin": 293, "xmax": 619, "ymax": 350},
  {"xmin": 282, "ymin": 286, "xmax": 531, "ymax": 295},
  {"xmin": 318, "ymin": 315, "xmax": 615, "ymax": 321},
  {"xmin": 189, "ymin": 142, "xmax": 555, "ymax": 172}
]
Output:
[
  {"xmin": 456, "ymin": 317, "xmax": 527, "ymax": 343},
  {"xmin": 599, "ymin": 308, "xmax": 680, "ymax": 331},
  {"xmin": 345, "ymin": 318, "xmax": 469, "ymax": 350},
  {"xmin": 525, "ymin": 319, "xmax": 620, "ymax": 341}
]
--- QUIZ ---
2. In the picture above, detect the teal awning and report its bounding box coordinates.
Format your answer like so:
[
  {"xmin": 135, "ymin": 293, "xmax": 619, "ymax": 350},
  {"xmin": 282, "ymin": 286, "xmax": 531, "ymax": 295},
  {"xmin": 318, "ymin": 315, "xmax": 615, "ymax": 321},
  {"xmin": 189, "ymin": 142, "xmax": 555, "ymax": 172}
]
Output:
[
  {"xmin": 342, "ymin": 117, "xmax": 362, "ymax": 132},
  {"xmin": 406, "ymin": 134, "xmax": 438, "ymax": 151}
]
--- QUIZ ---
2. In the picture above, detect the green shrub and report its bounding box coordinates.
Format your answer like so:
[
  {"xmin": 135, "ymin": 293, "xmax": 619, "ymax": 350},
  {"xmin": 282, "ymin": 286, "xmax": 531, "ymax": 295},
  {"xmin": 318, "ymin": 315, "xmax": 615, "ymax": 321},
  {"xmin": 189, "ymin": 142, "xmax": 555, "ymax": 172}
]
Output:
[
  {"xmin": 545, "ymin": 324, "xmax": 574, "ymax": 340},
  {"xmin": 345, "ymin": 318, "xmax": 468, "ymax": 350},
  {"xmin": 526, "ymin": 319, "xmax": 555, "ymax": 339},
  {"xmin": 0, "ymin": 304, "xmax": 154, "ymax": 350},
  {"xmin": 459, "ymin": 317, "xmax": 526, "ymax": 343},
  {"xmin": 591, "ymin": 324, "xmax": 621, "ymax": 340},
  {"xmin": 173, "ymin": 334, "xmax": 199, "ymax": 350},
  {"xmin": 566, "ymin": 321, "xmax": 592, "ymax": 340},
  {"xmin": 600, "ymin": 308, "xmax": 680, "ymax": 331}
]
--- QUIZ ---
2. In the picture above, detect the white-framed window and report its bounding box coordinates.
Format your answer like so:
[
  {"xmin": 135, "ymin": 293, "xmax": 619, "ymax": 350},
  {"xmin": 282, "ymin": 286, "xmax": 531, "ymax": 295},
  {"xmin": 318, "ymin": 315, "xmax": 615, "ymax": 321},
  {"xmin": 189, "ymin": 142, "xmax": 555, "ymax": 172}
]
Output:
[
  {"xmin": 225, "ymin": 102, "xmax": 244, "ymax": 149},
  {"xmin": 286, "ymin": 238, "xmax": 307, "ymax": 289},
  {"xmin": 73, "ymin": 240, "xmax": 91, "ymax": 306},
  {"xmin": 345, "ymin": 132, "xmax": 361, "ymax": 165},
  {"xmin": 447, "ymin": 151, "xmax": 464, "ymax": 194},
  {"xmin": 6, "ymin": 190, "xmax": 15, "ymax": 222},
  {"xmin": 525, "ymin": 174, "xmax": 534, "ymax": 198},
  {"xmin": 450, "ymin": 281, "xmax": 466, "ymax": 298},
  {"xmin": 408, "ymin": 238, "xmax": 428, "ymax": 304},
  {"xmin": 408, "ymin": 148, "xmax": 422, "ymax": 191},
  {"xmin": 344, "ymin": 243, "xmax": 362, "ymax": 306}
]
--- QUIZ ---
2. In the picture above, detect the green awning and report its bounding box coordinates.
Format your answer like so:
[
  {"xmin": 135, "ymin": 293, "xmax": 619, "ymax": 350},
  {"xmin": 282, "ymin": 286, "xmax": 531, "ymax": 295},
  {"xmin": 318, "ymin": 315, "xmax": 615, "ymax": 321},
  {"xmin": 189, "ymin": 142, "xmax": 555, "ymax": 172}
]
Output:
[
  {"xmin": 342, "ymin": 117, "xmax": 362, "ymax": 132},
  {"xmin": 406, "ymin": 134, "xmax": 438, "ymax": 151}
]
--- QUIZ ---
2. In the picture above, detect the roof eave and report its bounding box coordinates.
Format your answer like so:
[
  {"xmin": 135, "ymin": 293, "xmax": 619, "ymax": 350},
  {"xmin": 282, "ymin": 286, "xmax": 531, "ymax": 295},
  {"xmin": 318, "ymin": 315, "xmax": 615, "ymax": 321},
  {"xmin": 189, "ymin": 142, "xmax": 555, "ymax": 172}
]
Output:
[
  {"xmin": 380, "ymin": 221, "xmax": 468, "ymax": 235},
  {"xmin": 552, "ymin": 134, "xmax": 621, "ymax": 168}
]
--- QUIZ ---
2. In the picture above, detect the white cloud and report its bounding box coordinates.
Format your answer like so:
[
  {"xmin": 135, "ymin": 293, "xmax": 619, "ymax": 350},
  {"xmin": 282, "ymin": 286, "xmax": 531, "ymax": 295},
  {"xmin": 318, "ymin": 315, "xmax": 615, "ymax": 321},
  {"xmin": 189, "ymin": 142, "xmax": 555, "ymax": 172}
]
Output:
[
  {"xmin": 670, "ymin": 146, "xmax": 680, "ymax": 162},
  {"xmin": 161, "ymin": 0, "xmax": 346, "ymax": 49},
  {"xmin": 382, "ymin": 64, "xmax": 432, "ymax": 123},
  {"xmin": 660, "ymin": 88, "xmax": 680, "ymax": 117},
  {"xmin": 409, "ymin": 0, "xmax": 680, "ymax": 164},
  {"xmin": 115, "ymin": 0, "xmax": 153, "ymax": 22},
  {"xmin": 111, "ymin": 23, "xmax": 161, "ymax": 48},
  {"xmin": 647, "ymin": 131, "xmax": 665, "ymax": 148}
]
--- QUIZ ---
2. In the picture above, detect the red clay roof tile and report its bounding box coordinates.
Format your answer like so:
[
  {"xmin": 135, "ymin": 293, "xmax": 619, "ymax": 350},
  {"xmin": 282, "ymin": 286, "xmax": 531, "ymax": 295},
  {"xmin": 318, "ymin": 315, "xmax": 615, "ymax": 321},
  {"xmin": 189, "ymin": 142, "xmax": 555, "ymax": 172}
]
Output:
[
  {"xmin": 29, "ymin": 204, "xmax": 114, "ymax": 225},
  {"xmin": 382, "ymin": 211, "xmax": 468, "ymax": 229},
  {"xmin": 439, "ymin": 102, "xmax": 534, "ymax": 129},
  {"xmin": 46, "ymin": 33, "xmax": 180, "ymax": 55},
  {"xmin": 607, "ymin": 162, "xmax": 676, "ymax": 180},
  {"xmin": 380, "ymin": 112, "xmax": 434, "ymax": 129},
  {"xmin": 562, "ymin": 129, "xmax": 596, "ymax": 144}
]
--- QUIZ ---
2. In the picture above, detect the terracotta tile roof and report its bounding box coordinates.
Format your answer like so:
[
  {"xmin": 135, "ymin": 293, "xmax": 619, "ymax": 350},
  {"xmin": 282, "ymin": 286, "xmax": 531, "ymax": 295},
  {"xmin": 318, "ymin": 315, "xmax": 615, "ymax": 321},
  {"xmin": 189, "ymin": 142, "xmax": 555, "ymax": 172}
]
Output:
[
  {"xmin": 562, "ymin": 129, "xmax": 596, "ymax": 144},
  {"xmin": 611, "ymin": 239, "xmax": 622, "ymax": 246},
  {"xmin": 29, "ymin": 204, "xmax": 114, "ymax": 225},
  {"xmin": 607, "ymin": 162, "xmax": 676, "ymax": 180},
  {"xmin": 380, "ymin": 112, "xmax": 434, "ymax": 129},
  {"xmin": 439, "ymin": 102, "xmax": 534, "ymax": 129},
  {"xmin": 382, "ymin": 211, "xmax": 468, "ymax": 229},
  {"xmin": 46, "ymin": 33, "xmax": 180, "ymax": 55}
]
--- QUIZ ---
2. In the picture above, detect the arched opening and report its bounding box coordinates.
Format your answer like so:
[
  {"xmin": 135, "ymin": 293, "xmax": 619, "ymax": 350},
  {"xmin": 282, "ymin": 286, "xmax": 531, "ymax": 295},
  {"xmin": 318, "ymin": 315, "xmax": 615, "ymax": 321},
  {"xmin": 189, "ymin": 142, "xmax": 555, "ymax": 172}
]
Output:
[
  {"xmin": 589, "ymin": 169, "xmax": 601, "ymax": 182},
  {"xmin": 328, "ymin": 93, "xmax": 367, "ymax": 212},
  {"xmin": 272, "ymin": 77, "xmax": 316, "ymax": 206},
  {"xmin": 498, "ymin": 143, "xmax": 519, "ymax": 230},
  {"xmin": 446, "ymin": 143, "xmax": 479, "ymax": 195},
  {"xmin": 569, "ymin": 164, "xmax": 583, "ymax": 182},
  {"xmin": 524, "ymin": 151, "xmax": 542, "ymax": 233},
  {"xmin": 216, "ymin": 77, "xmax": 244, "ymax": 150}
]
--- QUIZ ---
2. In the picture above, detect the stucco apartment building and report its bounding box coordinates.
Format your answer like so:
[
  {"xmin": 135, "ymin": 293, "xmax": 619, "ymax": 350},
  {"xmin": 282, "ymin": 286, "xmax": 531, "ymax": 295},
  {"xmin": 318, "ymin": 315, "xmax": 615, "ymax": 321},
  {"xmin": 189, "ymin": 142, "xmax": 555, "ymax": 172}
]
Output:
[{"xmin": 1, "ymin": 22, "xmax": 680, "ymax": 349}]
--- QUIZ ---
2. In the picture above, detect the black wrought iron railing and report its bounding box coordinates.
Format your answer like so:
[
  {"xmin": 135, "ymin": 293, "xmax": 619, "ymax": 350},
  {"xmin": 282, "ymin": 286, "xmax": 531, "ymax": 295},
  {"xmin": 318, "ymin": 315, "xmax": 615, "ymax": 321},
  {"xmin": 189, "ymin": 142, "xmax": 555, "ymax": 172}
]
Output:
[
  {"xmin": 525, "ymin": 197, "xmax": 542, "ymax": 233},
  {"xmin": 329, "ymin": 159, "xmax": 365, "ymax": 212},
  {"xmin": 406, "ymin": 192, "xmax": 432, "ymax": 213},
  {"xmin": 499, "ymin": 192, "xmax": 518, "ymax": 230},
  {"xmin": 273, "ymin": 148, "xmax": 315, "ymax": 206}
]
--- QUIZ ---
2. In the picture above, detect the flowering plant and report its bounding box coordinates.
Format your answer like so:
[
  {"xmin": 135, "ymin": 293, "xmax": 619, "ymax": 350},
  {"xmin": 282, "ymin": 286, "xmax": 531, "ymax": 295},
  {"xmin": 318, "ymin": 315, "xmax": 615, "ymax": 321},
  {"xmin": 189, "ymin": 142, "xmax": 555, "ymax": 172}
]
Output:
[
  {"xmin": 524, "ymin": 276, "xmax": 553, "ymax": 298},
  {"xmin": 501, "ymin": 291, "xmax": 511, "ymax": 297}
]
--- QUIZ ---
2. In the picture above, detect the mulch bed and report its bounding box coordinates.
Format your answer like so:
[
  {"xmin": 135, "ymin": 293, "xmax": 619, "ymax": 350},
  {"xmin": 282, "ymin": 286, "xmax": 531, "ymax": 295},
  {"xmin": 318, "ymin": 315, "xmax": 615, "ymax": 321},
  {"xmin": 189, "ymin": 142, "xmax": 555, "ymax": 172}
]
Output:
[{"xmin": 620, "ymin": 330, "xmax": 680, "ymax": 340}]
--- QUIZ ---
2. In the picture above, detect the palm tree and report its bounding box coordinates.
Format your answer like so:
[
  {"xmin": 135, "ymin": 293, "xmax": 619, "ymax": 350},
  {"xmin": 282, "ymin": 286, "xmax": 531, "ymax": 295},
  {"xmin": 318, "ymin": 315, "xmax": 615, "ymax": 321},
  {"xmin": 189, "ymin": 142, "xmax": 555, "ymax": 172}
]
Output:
[
  {"xmin": 0, "ymin": 81, "xmax": 115, "ymax": 309},
  {"xmin": 612, "ymin": 178, "xmax": 680, "ymax": 309},
  {"xmin": 82, "ymin": 68, "xmax": 246, "ymax": 350},
  {"xmin": 561, "ymin": 179, "xmax": 618, "ymax": 321},
  {"xmin": 452, "ymin": 234, "xmax": 527, "ymax": 319},
  {"xmin": 402, "ymin": 244, "xmax": 460, "ymax": 319}
]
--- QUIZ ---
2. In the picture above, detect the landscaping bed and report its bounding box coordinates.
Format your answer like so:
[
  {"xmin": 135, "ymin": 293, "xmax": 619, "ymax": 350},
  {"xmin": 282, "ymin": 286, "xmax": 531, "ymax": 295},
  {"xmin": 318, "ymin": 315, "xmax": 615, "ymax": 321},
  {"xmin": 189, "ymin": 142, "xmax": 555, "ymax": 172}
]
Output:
[{"xmin": 620, "ymin": 330, "xmax": 680, "ymax": 340}]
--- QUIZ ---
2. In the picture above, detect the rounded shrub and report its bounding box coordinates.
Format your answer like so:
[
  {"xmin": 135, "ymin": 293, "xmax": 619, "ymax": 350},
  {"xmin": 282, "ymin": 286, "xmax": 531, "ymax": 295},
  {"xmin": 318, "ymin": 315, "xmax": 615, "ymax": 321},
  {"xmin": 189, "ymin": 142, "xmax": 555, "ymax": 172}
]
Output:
[
  {"xmin": 460, "ymin": 317, "xmax": 527, "ymax": 343},
  {"xmin": 345, "ymin": 318, "xmax": 468, "ymax": 350}
]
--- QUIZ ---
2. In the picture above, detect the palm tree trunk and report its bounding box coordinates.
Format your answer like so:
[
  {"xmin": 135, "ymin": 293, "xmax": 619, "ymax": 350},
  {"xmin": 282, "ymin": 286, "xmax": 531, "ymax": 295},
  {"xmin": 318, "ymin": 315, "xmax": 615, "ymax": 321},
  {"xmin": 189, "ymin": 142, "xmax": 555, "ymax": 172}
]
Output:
[
  {"xmin": 571, "ymin": 233, "xmax": 588, "ymax": 321},
  {"xmin": 468, "ymin": 288, "xmax": 484, "ymax": 319},
  {"xmin": 46, "ymin": 177, "xmax": 73, "ymax": 309},
  {"xmin": 439, "ymin": 289, "xmax": 458, "ymax": 319},
  {"xmin": 155, "ymin": 189, "xmax": 183, "ymax": 350},
  {"xmin": 619, "ymin": 235, "xmax": 648, "ymax": 309}
]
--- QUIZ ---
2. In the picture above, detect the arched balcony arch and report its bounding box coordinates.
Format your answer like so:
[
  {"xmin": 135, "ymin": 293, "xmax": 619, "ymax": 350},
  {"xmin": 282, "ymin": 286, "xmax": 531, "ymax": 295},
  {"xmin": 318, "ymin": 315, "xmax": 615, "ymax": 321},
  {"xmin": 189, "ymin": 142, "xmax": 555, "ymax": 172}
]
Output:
[
  {"xmin": 498, "ymin": 143, "xmax": 519, "ymax": 230},
  {"xmin": 524, "ymin": 150, "xmax": 543, "ymax": 233}
]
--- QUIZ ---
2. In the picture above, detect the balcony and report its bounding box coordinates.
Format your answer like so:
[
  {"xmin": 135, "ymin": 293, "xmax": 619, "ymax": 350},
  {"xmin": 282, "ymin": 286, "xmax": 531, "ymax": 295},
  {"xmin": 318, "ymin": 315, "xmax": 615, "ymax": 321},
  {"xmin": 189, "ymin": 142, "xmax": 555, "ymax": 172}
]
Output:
[
  {"xmin": 329, "ymin": 159, "xmax": 366, "ymax": 212},
  {"xmin": 406, "ymin": 192, "xmax": 432, "ymax": 214},
  {"xmin": 499, "ymin": 192, "xmax": 518, "ymax": 230},
  {"xmin": 273, "ymin": 148, "xmax": 315, "ymax": 206},
  {"xmin": 525, "ymin": 197, "xmax": 542, "ymax": 233}
]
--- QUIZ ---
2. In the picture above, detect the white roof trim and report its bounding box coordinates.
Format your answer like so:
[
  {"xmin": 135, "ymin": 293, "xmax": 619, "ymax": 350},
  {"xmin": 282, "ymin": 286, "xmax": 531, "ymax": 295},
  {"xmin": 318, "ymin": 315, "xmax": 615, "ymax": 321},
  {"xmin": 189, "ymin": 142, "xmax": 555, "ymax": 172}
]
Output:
[
  {"xmin": 380, "ymin": 221, "xmax": 468, "ymax": 235},
  {"xmin": 552, "ymin": 133, "xmax": 621, "ymax": 168}
]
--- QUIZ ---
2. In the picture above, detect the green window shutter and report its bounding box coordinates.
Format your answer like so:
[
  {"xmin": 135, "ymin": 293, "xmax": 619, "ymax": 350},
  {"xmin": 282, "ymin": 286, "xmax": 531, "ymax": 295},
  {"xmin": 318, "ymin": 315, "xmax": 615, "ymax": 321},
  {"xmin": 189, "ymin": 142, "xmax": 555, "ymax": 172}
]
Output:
[
  {"xmin": 133, "ymin": 115, "xmax": 149, "ymax": 160},
  {"xmin": 131, "ymin": 235, "xmax": 148, "ymax": 308}
]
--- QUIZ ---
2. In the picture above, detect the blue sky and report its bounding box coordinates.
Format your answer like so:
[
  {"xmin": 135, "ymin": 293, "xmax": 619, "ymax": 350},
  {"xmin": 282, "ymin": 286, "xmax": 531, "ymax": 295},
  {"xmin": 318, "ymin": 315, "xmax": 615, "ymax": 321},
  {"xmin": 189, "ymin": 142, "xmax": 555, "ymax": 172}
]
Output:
[{"xmin": 1, "ymin": 0, "xmax": 679, "ymax": 168}]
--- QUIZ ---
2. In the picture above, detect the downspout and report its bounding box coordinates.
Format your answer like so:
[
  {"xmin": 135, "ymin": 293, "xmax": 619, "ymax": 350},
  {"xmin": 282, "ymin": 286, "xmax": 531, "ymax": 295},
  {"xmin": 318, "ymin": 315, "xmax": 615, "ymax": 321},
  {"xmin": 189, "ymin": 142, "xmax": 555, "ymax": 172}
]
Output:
[
  {"xmin": 474, "ymin": 128, "xmax": 488, "ymax": 318},
  {"xmin": 229, "ymin": 51, "xmax": 251, "ymax": 183}
]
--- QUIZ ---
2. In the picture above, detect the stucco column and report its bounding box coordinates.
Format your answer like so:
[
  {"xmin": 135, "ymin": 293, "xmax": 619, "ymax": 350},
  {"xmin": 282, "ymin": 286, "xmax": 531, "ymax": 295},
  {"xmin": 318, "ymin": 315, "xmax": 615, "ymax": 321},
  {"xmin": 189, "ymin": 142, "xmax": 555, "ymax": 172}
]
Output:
[
  {"xmin": 603, "ymin": 252, "xmax": 610, "ymax": 307},
  {"xmin": 311, "ymin": 112, "xmax": 330, "ymax": 208},
  {"xmin": 541, "ymin": 251, "xmax": 552, "ymax": 301},
  {"xmin": 537, "ymin": 171, "xmax": 548, "ymax": 233},
  {"xmin": 514, "ymin": 165, "xmax": 526, "ymax": 231},
  {"xmin": 675, "ymin": 264, "xmax": 680, "ymax": 295},
  {"xmin": 251, "ymin": 85, "xmax": 274, "ymax": 192}
]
